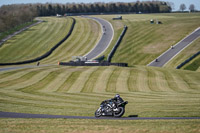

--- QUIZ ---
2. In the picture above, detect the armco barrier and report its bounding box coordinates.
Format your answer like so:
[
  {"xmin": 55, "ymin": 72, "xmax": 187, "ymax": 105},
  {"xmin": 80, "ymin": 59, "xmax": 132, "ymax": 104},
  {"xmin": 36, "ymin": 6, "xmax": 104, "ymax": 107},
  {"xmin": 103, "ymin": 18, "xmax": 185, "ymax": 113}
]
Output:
[
  {"xmin": 176, "ymin": 51, "xmax": 200, "ymax": 69},
  {"xmin": 0, "ymin": 17, "xmax": 76, "ymax": 66},
  {"xmin": 107, "ymin": 25, "xmax": 127, "ymax": 62},
  {"xmin": 59, "ymin": 61, "xmax": 128, "ymax": 67}
]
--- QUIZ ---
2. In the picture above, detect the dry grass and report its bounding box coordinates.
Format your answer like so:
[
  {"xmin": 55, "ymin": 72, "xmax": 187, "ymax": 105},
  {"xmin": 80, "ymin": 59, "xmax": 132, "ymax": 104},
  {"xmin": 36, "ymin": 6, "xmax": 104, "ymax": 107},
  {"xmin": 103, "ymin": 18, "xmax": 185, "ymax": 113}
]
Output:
[{"xmin": 0, "ymin": 119, "xmax": 200, "ymax": 133}]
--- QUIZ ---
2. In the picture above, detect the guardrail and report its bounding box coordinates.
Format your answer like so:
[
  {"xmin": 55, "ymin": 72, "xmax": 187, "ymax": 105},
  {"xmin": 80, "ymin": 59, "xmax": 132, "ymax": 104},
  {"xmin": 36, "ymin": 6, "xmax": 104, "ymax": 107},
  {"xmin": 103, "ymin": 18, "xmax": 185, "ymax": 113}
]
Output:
[
  {"xmin": 0, "ymin": 17, "xmax": 76, "ymax": 66},
  {"xmin": 107, "ymin": 25, "xmax": 127, "ymax": 62},
  {"xmin": 59, "ymin": 61, "xmax": 128, "ymax": 67},
  {"xmin": 176, "ymin": 51, "xmax": 200, "ymax": 69}
]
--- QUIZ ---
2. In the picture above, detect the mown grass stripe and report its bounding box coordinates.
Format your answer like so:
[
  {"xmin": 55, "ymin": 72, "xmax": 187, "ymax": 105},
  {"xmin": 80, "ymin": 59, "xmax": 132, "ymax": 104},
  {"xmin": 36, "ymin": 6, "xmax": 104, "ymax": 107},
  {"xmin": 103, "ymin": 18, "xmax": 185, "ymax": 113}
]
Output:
[
  {"xmin": 40, "ymin": 70, "xmax": 73, "ymax": 92},
  {"xmin": 0, "ymin": 71, "xmax": 39, "ymax": 88},
  {"xmin": 68, "ymin": 67, "xmax": 98, "ymax": 93},
  {"xmin": 106, "ymin": 67, "xmax": 121, "ymax": 92},
  {"xmin": 17, "ymin": 68, "xmax": 65, "ymax": 92},
  {"xmin": 128, "ymin": 68, "xmax": 139, "ymax": 91},
  {"xmin": 153, "ymin": 69, "xmax": 174, "ymax": 92},
  {"xmin": 116, "ymin": 68, "xmax": 130, "ymax": 92},
  {"xmin": 56, "ymin": 70, "xmax": 82, "ymax": 92},
  {"xmin": 178, "ymin": 72, "xmax": 200, "ymax": 91},
  {"xmin": 170, "ymin": 72, "xmax": 191, "ymax": 92},
  {"xmin": 1, "ymin": 69, "xmax": 56, "ymax": 90},
  {"xmin": 135, "ymin": 67, "xmax": 151, "ymax": 92},
  {"xmin": 147, "ymin": 68, "xmax": 161, "ymax": 92},
  {"xmin": 81, "ymin": 67, "xmax": 103, "ymax": 93},
  {"xmin": 93, "ymin": 67, "xmax": 115, "ymax": 93},
  {"xmin": 0, "ymin": 69, "xmax": 33, "ymax": 83},
  {"xmin": 157, "ymin": 69, "xmax": 181, "ymax": 92}
]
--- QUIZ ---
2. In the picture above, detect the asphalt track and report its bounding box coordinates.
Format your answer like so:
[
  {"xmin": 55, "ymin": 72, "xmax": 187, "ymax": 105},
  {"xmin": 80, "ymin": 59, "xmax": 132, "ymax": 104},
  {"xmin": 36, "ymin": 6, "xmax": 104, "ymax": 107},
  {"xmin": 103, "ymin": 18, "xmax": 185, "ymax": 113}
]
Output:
[
  {"xmin": 82, "ymin": 16, "xmax": 114, "ymax": 60},
  {"xmin": 148, "ymin": 27, "xmax": 200, "ymax": 67},
  {"xmin": 0, "ymin": 111, "xmax": 200, "ymax": 120}
]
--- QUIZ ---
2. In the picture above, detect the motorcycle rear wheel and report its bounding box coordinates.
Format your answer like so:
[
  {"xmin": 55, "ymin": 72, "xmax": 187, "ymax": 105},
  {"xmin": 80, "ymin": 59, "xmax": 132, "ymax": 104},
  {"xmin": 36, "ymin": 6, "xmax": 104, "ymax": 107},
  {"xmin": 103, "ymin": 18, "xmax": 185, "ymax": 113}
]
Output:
[{"xmin": 113, "ymin": 107, "xmax": 125, "ymax": 117}]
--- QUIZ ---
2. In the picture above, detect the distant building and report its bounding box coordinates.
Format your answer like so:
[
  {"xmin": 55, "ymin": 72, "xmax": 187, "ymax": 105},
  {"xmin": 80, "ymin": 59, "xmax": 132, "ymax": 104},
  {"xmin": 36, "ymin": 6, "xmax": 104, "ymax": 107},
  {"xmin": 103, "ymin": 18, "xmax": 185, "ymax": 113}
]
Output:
[
  {"xmin": 56, "ymin": 14, "xmax": 62, "ymax": 17},
  {"xmin": 113, "ymin": 16, "xmax": 122, "ymax": 20}
]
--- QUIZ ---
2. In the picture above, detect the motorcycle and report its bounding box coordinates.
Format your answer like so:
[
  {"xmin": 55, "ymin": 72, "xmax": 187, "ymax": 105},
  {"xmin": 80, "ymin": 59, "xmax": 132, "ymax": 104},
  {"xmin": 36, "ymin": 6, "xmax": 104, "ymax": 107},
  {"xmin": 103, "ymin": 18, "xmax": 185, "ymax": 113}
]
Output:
[{"xmin": 95, "ymin": 99, "xmax": 128, "ymax": 118}]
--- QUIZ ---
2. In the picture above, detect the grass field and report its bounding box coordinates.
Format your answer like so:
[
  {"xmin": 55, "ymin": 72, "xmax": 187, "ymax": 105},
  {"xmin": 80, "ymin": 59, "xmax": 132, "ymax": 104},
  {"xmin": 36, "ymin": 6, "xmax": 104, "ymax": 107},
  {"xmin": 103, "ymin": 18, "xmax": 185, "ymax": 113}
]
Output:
[
  {"xmin": 0, "ymin": 66, "xmax": 199, "ymax": 117},
  {"xmin": 95, "ymin": 13, "xmax": 200, "ymax": 66},
  {"xmin": 0, "ymin": 21, "xmax": 37, "ymax": 41},
  {"xmin": 0, "ymin": 65, "xmax": 200, "ymax": 132},
  {"xmin": 0, "ymin": 17, "xmax": 73, "ymax": 63},
  {"xmin": 0, "ymin": 119, "xmax": 200, "ymax": 133},
  {"xmin": 41, "ymin": 16, "xmax": 101, "ymax": 64},
  {"xmin": 0, "ymin": 16, "xmax": 101, "ymax": 64}
]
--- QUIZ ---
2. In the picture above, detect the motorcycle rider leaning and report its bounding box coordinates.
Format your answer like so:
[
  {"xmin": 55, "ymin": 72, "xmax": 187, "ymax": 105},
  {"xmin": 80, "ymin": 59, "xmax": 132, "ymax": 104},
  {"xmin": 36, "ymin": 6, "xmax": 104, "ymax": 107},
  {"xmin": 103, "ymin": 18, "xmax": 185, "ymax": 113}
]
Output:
[
  {"xmin": 111, "ymin": 94, "xmax": 124, "ymax": 110},
  {"xmin": 101, "ymin": 94, "xmax": 124, "ymax": 111}
]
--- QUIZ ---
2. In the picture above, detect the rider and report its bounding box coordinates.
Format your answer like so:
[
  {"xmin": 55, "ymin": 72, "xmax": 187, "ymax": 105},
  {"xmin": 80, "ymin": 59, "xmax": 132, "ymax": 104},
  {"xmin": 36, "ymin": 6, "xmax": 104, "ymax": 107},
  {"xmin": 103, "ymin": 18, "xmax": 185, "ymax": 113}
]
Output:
[
  {"xmin": 100, "ymin": 94, "xmax": 124, "ymax": 114},
  {"xmin": 101, "ymin": 94, "xmax": 124, "ymax": 108},
  {"xmin": 111, "ymin": 94, "xmax": 124, "ymax": 108}
]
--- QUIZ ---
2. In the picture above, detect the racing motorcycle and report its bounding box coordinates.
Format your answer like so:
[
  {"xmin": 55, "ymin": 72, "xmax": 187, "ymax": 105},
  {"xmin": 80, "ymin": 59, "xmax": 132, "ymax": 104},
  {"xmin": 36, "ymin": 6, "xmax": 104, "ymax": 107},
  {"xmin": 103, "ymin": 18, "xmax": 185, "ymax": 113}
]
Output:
[{"xmin": 95, "ymin": 99, "xmax": 128, "ymax": 118}]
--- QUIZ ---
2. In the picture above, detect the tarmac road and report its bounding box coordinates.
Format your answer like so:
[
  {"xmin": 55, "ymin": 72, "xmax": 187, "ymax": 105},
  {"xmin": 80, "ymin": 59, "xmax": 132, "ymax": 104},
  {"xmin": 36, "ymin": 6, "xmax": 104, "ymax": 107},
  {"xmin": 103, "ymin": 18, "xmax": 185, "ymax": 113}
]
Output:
[
  {"xmin": 82, "ymin": 16, "xmax": 114, "ymax": 60},
  {"xmin": 148, "ymin": 27, "xmax": 200, "ymax": 67},
  {"xmin": 0, "ymin": 111, "xmax": 199, "ymax": 120}
]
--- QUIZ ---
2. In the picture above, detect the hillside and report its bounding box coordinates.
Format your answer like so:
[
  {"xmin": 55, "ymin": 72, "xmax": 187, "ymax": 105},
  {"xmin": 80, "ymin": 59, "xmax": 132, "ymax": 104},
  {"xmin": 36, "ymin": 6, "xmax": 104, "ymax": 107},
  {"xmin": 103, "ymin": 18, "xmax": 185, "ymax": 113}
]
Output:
[
  {"xmin": 0, "ymin": 12, "xmax": 200, "ymax": 133},
  {"xmin": 96, "ymin": 13, "xmax": 200, "ymax": 66},
  {"xmin": 0, "ymin": 65, "xmax": 199, "ymax": 117},
  {"xmin": 0, "ymin": 16, "xmax": 101, "ymax": 64}
]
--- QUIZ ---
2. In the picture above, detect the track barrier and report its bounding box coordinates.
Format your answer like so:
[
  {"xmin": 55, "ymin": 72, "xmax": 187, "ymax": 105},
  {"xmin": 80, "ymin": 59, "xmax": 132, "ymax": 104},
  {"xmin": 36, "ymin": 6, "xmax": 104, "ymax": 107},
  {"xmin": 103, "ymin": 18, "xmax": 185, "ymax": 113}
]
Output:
[
  {"xmin": 176, "ymin": 51, "xmax": 200, "ymax": 69},
  {"xmin": 107, "ymin": 25, "xmax": 127, "ymax": 62},
  {"xmin": 59, "ymin": 61, "xmax": 128, "ymax": 67}
]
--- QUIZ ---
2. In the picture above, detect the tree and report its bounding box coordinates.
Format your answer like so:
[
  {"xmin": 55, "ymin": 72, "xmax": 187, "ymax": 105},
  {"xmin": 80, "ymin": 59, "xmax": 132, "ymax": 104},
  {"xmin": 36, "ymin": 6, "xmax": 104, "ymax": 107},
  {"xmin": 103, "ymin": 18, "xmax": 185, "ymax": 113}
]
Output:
[
  {"xmin": 56, "ymin": 4, "xmax": 62, "ymax": 14},
  {"xmin": 189, "ymin": 4, "xmax": 195, "ymax": 12},
  {"xmin": 180, "ymin": 3, "xmax": 186, "ymax": 12},
  {"xmin": 167, "ymin": 2, "xmax": 174, "ymax": 11}
]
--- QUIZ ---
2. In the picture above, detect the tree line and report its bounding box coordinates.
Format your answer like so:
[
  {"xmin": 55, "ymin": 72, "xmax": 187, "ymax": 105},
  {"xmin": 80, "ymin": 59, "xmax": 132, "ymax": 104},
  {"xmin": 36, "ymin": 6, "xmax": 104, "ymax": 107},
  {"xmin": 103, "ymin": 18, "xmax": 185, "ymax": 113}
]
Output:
[
  {"xmin": 0, "ymin": 4, "xmax": 37, "ymax": 33},
  {"xmin": 36, "ymin": 1, "xmax": 171, "ymax": 16},
  {"xmin": 0, "ymin": 1, "xmax": 171, "ymax": 33}
]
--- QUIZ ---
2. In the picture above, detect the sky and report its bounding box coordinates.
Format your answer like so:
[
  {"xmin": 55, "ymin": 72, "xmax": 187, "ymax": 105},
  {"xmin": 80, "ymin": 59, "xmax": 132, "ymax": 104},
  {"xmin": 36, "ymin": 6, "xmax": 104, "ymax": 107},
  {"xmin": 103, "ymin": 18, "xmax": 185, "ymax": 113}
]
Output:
[{"xmin": 0, "ymin": 0, "xmax": 200, "ymax": 11}]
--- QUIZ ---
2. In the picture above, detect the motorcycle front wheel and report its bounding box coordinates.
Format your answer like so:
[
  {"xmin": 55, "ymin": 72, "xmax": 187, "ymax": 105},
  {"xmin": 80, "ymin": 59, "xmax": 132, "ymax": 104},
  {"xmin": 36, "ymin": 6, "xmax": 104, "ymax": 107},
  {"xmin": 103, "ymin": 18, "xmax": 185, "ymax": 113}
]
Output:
[
  {"xmin": 113, "ymin": 107, "xmax": 125, "ymax": 117},
  {"xmin": 95, "ymin": 109, "xmax": 101, "ymax": 117}
]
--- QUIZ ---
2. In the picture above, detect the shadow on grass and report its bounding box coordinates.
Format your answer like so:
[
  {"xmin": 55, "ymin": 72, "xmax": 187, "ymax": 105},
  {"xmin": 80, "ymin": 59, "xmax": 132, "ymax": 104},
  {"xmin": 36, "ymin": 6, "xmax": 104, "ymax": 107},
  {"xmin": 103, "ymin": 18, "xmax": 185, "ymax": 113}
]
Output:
[{"xmin": 128, "ymin": 115, "xmax": 138, "ymax": 117}]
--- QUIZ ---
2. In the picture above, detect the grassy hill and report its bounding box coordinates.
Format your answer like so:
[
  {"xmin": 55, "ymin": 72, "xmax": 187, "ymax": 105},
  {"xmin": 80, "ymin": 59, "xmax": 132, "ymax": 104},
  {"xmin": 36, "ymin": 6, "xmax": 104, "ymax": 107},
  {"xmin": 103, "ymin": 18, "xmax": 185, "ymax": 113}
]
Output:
[
  {"xmin": 96, "ymin": 13, "xmax": 200, "ymax": 66},
  {"xmin": 0, "ymin": 16, "xmax": 100, "ymax": 64},
  {"xmin": 0, "ymin": 13, "xmax": 200, "ymax": 132},
  {"xmin": 0, "ymin": 65, "xmax": 199, "ymax": 117},
  {"xmin": 0, "ymin": 17, "xmax": 73, "ymax": 63},
  {"xmin": 42, "ymin": 16, "xmax": 101, "ymax": 64}
]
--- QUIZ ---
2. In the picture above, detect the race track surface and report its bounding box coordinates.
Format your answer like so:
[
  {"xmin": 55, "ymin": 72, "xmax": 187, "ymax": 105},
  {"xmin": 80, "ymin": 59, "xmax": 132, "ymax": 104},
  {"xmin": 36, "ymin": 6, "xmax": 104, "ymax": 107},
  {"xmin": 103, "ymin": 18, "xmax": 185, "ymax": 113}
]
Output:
[
  {"xmin": 1, "ymin": 111, "xmax": 199, "ymax": 120},
  {"xmin": 148, "ymin": 27, "xmax": 200, "ymax": 67},
  {"xmin": 83, "ymin": 16, "xmax": 114, "ymax": 60}
]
